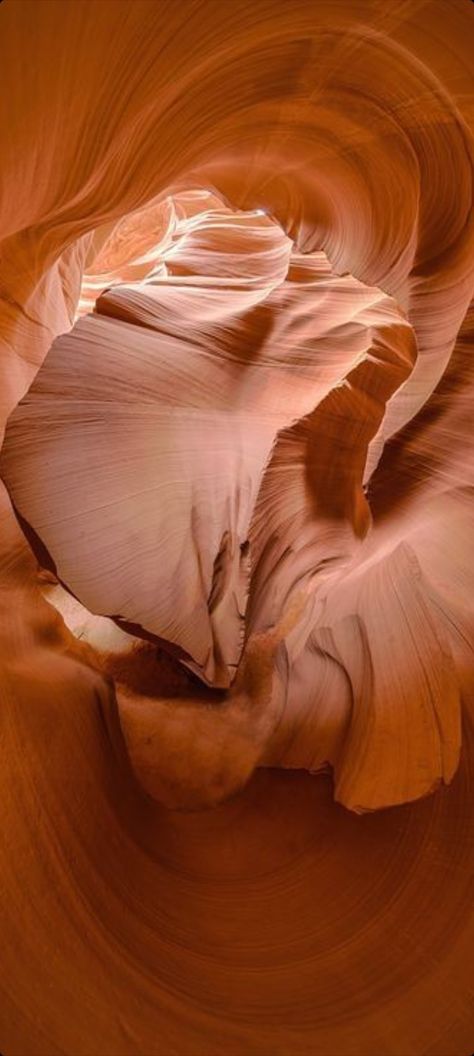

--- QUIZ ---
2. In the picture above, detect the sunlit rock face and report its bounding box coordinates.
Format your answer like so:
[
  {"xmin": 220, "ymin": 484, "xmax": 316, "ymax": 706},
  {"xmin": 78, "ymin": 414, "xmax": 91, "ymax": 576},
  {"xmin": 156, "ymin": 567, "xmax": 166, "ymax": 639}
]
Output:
[{"xmin": 0, "ymin": 2, "xmax": 473, "ymax": 1054}]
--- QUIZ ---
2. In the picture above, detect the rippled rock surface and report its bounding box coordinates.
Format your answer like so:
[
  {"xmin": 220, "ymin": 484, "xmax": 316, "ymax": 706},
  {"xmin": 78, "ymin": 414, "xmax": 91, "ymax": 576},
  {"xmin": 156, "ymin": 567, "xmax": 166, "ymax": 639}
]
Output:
[{"xmin": 0, "ymin": 2, "xmax": 473, "ymax": 1053}]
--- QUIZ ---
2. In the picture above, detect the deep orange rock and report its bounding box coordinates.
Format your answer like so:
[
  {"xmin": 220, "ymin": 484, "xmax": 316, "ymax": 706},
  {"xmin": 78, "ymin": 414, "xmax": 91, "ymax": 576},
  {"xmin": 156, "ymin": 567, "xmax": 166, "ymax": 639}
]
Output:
[{"xmin": 0, "ymin": 1, "xmax": 473, "ymax": 1053}]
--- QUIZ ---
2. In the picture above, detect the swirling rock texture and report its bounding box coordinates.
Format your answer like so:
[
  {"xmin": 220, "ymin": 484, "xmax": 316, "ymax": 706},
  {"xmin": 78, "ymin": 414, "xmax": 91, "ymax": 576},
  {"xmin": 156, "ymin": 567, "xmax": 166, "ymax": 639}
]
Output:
[{"xmin": 0, "ymin": 1, "xmax": 473, "ymax": 1053}]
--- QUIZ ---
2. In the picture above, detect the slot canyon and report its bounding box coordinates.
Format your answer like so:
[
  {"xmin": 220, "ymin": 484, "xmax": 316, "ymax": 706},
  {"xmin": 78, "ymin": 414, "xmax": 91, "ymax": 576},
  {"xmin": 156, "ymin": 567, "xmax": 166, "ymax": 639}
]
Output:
[{"xmin": 0, "ymin": 1, "xmax": 473, "ymax": 1053}]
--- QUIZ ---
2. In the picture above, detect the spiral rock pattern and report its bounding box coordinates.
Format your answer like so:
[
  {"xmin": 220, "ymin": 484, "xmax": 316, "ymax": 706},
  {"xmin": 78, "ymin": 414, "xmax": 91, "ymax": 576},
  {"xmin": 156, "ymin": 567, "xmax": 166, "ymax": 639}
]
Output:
[{"xmin": 0, "ymin": 2, "xmax": 473, "ymax": 1053}]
